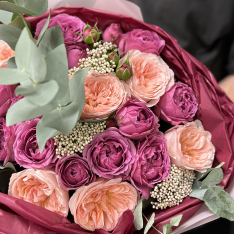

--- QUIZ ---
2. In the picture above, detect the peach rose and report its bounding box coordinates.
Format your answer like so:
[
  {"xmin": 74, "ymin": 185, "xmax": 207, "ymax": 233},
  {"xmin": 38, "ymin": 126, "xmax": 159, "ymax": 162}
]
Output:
[
  {"xmin": 8, "ymin": 169, "xmax": 69, "ymax": 217},
  {"xmin": 69, "ymin": 178, "xmax": 139, "ymax": 231},
  {"xmin": 165, "ymin": 120, "xmax": 215, "ymax": 172},
  {"xmin": 81, "ymin": 71, "xmax": 127, "ymax": 120},
  {"xmin": 0, "ymin": 40, "xmax": 15, "ymax": 68},
  {"xmin": 121, "ymin": 50, "xmax": 174, "ymax": 107}
]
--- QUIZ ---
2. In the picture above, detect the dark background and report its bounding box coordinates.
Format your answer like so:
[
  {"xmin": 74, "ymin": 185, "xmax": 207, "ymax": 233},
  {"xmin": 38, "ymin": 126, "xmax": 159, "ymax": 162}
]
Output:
[{"xmin": 127, "ymin": 0, "xmax": 234, "ymax": 233}]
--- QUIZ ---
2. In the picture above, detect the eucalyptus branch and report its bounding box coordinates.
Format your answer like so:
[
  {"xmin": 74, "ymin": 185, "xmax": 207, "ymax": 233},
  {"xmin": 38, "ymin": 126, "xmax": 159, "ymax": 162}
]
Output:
[{"xmin": 143, "ymin": 214, "xmax": 163, "ymax": 234}]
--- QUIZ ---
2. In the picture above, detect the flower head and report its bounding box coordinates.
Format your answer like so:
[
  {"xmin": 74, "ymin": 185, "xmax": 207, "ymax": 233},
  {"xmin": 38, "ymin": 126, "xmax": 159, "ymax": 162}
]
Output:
[{"xmin": 0, "ymin": 40, "xmax": 15, "ymax": 68}]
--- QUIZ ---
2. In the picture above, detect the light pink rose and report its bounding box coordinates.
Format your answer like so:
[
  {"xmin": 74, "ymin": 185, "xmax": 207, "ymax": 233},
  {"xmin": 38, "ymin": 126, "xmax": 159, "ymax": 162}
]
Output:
[
  {"xmin": 121, "ymin": 50, "xmax": 174, "ymax": 107},
  {"xmin": 8, "ymin": 169, "xmax": 69, "ymax": 217},
  {"xmin": 0, "ymin": 40, "xmax": 15, "ymax": 68},
  {"xmin": 165, "ymin": 120, "xmax": 215, "ymax": 172}
]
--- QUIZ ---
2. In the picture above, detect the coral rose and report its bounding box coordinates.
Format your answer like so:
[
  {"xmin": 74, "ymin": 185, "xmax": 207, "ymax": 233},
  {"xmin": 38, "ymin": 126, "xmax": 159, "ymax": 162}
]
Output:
[
  {"xmin": 165, "ymin": 120, "xmax": 215, "ymax": 172},
  {"xmin": 81, "ymin": 71, "xmax": 127, "ymax": 120},
  {"xmin": 69, "ymin": 178, "xmax": 138, "ymax": 231},
  {"xmin": 121, "ymin": 50, "xmax": 174, "ymax": 107},
  {"xmin": 0, "ymin": 40, "xmax": 15, "ymax": 68},
  {"xmin": 8, "ymin": 169, "xmax": 69, "ymax": 217}
]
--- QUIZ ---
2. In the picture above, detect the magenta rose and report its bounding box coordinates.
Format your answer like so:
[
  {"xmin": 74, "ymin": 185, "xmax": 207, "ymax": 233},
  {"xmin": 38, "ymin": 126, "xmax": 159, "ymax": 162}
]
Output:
[
  {"xmin": 115, "ymin": 98, "xmax": 159, "ymax": 141},
  {"xmin": 83, "ymin": 127, "xmax": 136, "ymax": 179},
  {"xmin": 119, "ymin": 29, "xmax": 165, "ymax": 55},
  {"xmin": 130, "ymin": 131, "xmax": 171, "ymax": 199},
  {"xmin": 155, "ymin": 82, "xmax": 198, "ymax": 125},
  {"xmin": 0, "ymin": 118, "xmax": 16, "ymax": 165},
  {"xmin": 13, "ymin": 118, "xmax": 57, "ymax": 169},
  {"xmin": 55, "ymin": 154, "xmax": 95, "ymax": 191},
  {"xmin": 35, "ymin": 14, "xmax": 85, "ymax": 45},
  {"xmin": 66, "ymin": 43, "xmax": 89, "ymax": 69},
  {"xmin": 103, "ymin": 23, "xmax": 123, "ymax": 46}
]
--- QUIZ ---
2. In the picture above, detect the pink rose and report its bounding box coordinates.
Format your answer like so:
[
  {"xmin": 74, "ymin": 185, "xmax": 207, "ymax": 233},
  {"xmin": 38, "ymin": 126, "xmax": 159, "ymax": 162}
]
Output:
[
  {"xmin": 119, "ymin": 29, "xmax": 165, "ymax": 55},
  {"xmin": 8, "ymin": 169, "xmax": 69, "ymax": 217},
  {"xmin": 165, "ymin": 120, "xmax": 215, "ymax": 172},
  {"xmin": 69, "ymin": 178, "xmax": 138, "ymax": 231},
  {"xmin": 0, "ymin": 40, "xmax": 15, "ymax": 68},
  {"xmin": 103, "ymin": 23, "xmax": 123, "ymax": 46}
]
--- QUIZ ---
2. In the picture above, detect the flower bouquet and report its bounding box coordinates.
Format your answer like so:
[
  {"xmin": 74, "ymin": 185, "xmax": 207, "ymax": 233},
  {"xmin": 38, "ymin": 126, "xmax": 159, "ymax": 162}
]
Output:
[{"xmin": 0, "ymin": 1, "xmax": 234, "ymax": 234}]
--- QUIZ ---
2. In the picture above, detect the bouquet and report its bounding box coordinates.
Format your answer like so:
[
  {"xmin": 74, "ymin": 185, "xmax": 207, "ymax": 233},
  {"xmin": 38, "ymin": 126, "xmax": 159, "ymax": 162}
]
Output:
[{"xmin": 0, "ymin": 1, "xmax": 234, "ymax": 234}]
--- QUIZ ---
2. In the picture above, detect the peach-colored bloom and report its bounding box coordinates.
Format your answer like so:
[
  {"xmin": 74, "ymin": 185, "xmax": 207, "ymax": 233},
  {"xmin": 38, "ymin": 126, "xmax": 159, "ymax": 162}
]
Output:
[
  {"xmin": 8, "ymin": 169, "xmax": 69, "ymax": 217},
  {"xmin": 0, "ymin": 40, "xmax": 15, "ymax": 68},
  {"xmin": 69, "ymin": 178, "xmax": 139, "ymax": 231},
  {"xmin": 165, "ymin": 120, "xmax": 215, "ymax": 172},
  {"xmin": 81, "ymin": 71, "xmax": 127, "ymax": 120},
  {"xmin": 121, "ymin": 50, "xmax": 174, "ymax": 107}
]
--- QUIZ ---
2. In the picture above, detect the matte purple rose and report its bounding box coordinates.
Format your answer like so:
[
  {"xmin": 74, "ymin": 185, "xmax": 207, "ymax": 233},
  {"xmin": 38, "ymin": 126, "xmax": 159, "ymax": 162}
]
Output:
[
  {"xmin": 13, "ymin": 118, "xmax": 57, "ymax": 169},
  {"xmin": 66, "ymin": 43, "xmax": 89, "ymax": 69},
  {"xmin": 55, "ymin": 154, "xmax": 95, "ymax": 191},
  {"xmin": 0, "ymin": 118, "xmax": 16, "ymax": 165},
  {"xmin": 103, "ymin": 23, "xmax": 123, "ymax": 46},
  {"xmin": 35, "ymin": 14, "xmax": 85, "ymax": 45},
  {"xmin": 119, "ymin": 29, "xmax": 165, "ymax": 55},
  {"xmin": 130, "ymin": 131, "xmax": 171, "ymax": 199},
  {"xmin": 115, "ymin": 98, "xmax": 159, "ymax": 141},
  {"xmin": 155, "ymin": 82, "xmax": 198, "ymax": 125},
  {"xmin": 83, "ymin": 127, "xmax": 136, "ymax": 179}
]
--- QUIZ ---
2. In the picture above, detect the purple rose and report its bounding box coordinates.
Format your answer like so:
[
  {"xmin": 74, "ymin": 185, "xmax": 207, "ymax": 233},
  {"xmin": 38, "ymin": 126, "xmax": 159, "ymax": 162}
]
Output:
[
  {"xmin": 0, "ymin": 118, "xmax": 16, "ymax": 165},
  {"xmin": 119, "ymin": 29, "xmax": 165, "ymax": 55},
  {"xmin": 13, "ymin": 118, "xmax": 57, "ymax": 169},
  {"xmin": 83, "ymin": 127, "xmax": 136, "ymax": 179},
  {"xmin": 130, "ymin": 132, "xmax": 171, "ymax": 199},
  {"xmin": 35, "ymin": 14, "xmax": 85, "ymax": 45},
  {"xmin": 66, "ymin": 43, "xmax": 89, "ymax": 69},
  {"xmin": 55, "ymin": 154, "xmax": 95, "ymax": 191},
  {"xmin": 155, "ymin": 82, "xmax": 198, "ymax": 125},
  {"xmin": 115, "ymin": 98, "xmax": 159, "ymax": 141},
  {"xmin": 103, "ymin": 23, "xmax": 123, "ymax": 46}
]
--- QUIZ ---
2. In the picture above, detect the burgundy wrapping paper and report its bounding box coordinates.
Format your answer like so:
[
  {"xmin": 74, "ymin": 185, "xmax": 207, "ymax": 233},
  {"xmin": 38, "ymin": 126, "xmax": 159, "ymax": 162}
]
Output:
[{"xmin": 0, "ymin": 6, "xmax": 234, "ymax": 234}]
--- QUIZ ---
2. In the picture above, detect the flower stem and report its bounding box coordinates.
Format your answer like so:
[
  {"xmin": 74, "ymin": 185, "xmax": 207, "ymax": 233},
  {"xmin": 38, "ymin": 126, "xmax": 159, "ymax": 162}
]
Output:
[{"xmin": 143, "ymin": 214, "xmax": 163, "ymax": 234}]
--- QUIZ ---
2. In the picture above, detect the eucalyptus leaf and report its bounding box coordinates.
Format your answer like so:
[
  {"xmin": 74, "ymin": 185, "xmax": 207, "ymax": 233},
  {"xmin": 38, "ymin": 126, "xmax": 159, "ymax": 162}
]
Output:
[
  {"xmin": 163, "ymin": 224, "xmax": 172, "ymax": 234},
  {"xmin": 201, "ymin": 168, "xmax": 223, "ymax": 189},
  {"xmin": 0, "ymin": 9, "xmax": 13, "ymax": 24},
  {"xmin": 133, "ymin": 198, "xmax": 143, "ymax": 230},
  {"xmin": 6, "ymin": 57, "xmax": 16, "ymax": 69},
  {"xmin": 144, "ymin": 213, "xmax": 155, "ymax": 234},
  {"xmin": 11, "ymin": 12, "xmax": 18, "ymax": 21},
  {"xmin": 0, "ymin": 1, "xmax": 36, "ymax": 15},
  {"xmin": 209, "ymin": 186, "xmax": 224, "ymax": 199},
  {"xmin": 170, "ymin": 214, "xmax": 182, "ymax": 226},
  {"xmin": 0, "ymin": 24, "xmax": 21, "ymax": 49},
  {"xmin": 9, "ymin": 15, "xmax": 30, "ymax": 30},
  {"xmin": 4, "ymin": 162, "xmax": 16, "ymax": 172},
  {"xmin": 189, "ymin": 181, "xmax": 208, "ymax": 200},
  {"xmin": 79, "ymin": 118, "xmax": 108, "ymax": 123},
  {"xmin": 0, "ymin": 68, "xmax": 30, "ymax": 84},
  {"xmin": 36, "ymin": 119, "xmax": 60, "ymax": 153}
]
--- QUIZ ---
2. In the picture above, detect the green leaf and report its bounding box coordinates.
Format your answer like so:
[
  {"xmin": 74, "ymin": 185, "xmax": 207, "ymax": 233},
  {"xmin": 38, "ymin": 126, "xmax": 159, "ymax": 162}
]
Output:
[
  {"xmin": 144, "ymin": 213, "xmax": 155, "ymax": 234},
  {"xmin": 204, "ymin": 189, "xmax": 234, "ymax": 221},
  {"xmin": 79, "ymin": 118, "xmax": 108, "ymax": 123},
  {"xmin": 42, "ymin": 102, "xmax": 81, "ymax": 135},
  {"xmin": 189, "ymin": 181, "xmax": 208, "ymax": 200},
  {"xmin": 4, "ymin": 162, "xmax": 16, "ymax": 172},
  {"xmin": 0, "ymin": 24, "xmax": 21, "ymax": 50},
  {"xmin": 122, "ymin": 68, "xmax": 131, "ymax": 80},
  {"xmin": 7, "ymin": 57, "xmax": 16, "ymax": 69},
  {"xmin": 0, "ymin": 68, "xmax": 30, "ymax": 84},
  {"xmin": 133, "ymin": 198, "xmax": 143, "ymax": 230},
  {"xmin": 6, "ymin": 98, "xmax": 57, "ymax": 126},
  {"xmin": 11, "ymin": 12, "xmax": 18, "ymax": 21},
  {"xmin": 36, "ymin": 9, "xmax": 51, "ymax": 46},
  {"xmin": 170, "ymin": 214, "xmax": 183, "ymax": 226},
  {"xmin": 209, "ymin": 186, "xmax": 224, "ymax": 199},
  {"xmin": 15, "ymin": 80, "xmax": 59, "ymax": 106},
  {"xmin": 9, "ymin": 15, "xmax": 30, "ymax": 30},
  {"xmin": 38, "ymin": 25, "xmax": 64, "ymax": 55},
  {"xmin": 0, "ymin": 1, "xmax": 36, "ymax": 15},
  {"xmin": 44, "ymin": 44, "xmax": 69, "ymax": 100},
  {"xmin": 36, "ymin": 119, "xmax": 60, "ymax": 153},
  {"xmin": 201, "ymin": 168, "xmax": 223, "ymax": 189},
  {"xmin": 0, "ymin": 9, "xmax": 13, "ymax": 24},
  {"xmin": 163, "ymin": 224, "xmax": 172, "ymax": 234}
]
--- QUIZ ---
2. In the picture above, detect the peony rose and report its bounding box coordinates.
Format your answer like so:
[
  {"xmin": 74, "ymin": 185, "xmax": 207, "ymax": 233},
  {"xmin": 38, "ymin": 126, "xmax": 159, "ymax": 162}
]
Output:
[
  {"xmin": 55, "ymin": 154, "xmax": 95, "ymax": 191},
  {"xmin": 115, "ymin": 97, "xmax": 159, "ymax": 140},
  {"xmin": 8, "ymin": 169, "xmax": 69, "ymax": 217},
  {"xmin": 121, "ymin": 50, "xmax": 174, "ymax": 107},
  {"xmin": 69, "ymin": 178, "xmax": 138, "ymax": 231},
  {"xmin": 0, "ymin": 40, "xmax": 15, "ymax": 68},
  {"xmin": 81, "ymin": 71, "xmax": 127, "ymax": 120},
  {"xmin": 165, "ymin": 120, "xmax": 215, "ymax": 172},
  {"xmin": 155, "ymin": 82, "xmax": 198, "ymax": 125},
  {"xmin": 103, "ymin": 23, "xmax": 123, "ymax": 46},
  {"xmin": 35, "ymin": 14, "xmax": 85, "ymax": 45},
  {"xmin": 83, "ymin": 127, "xmax": 136, "ymax": 179},
  {"xmin": 0, "ymin": 118, "xmax": 16, "ymax": 165},
  {"xmin": 66, "ymin": 43, "xmax": 89, "ymax": 69},
  {"xmin": 119, "ymin": 29, "xmax": 165, "ymax": 55},
  {"xmin": 130, "ymin": 131, "xmax": 170, "ymax": 199},
  {"xmin": 14, "ymin": 118, "xmax": 57, "ymax": 169}
]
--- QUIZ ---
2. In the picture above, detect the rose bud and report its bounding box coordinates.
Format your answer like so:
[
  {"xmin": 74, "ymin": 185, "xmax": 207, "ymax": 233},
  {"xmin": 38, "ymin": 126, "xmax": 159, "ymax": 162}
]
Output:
[
  {"xmin": 116, "ymin": 64, "xmax": 132, "ymax": 80},
  {"xmin": 103, "ymin": 23, "xmax": 123, "ymax": 46},
  {"xmin": 82, "ymin": 23, "xmax": 102, "ymax": 44},
  {"xmin": 108, "ymin": 51, "xmax": 119, "ymax": 67}
]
